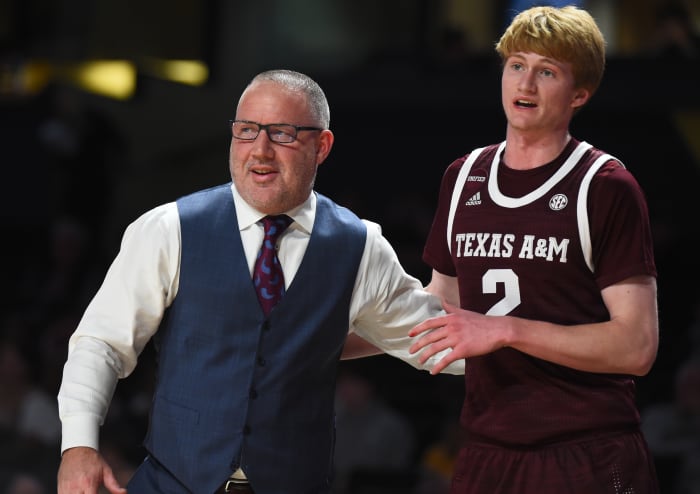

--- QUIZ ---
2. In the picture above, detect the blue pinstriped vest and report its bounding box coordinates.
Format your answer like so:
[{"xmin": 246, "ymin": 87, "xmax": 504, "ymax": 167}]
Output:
[{"xmin": 127, "ymin": 183, "xmax": 366, "ymax": 494}]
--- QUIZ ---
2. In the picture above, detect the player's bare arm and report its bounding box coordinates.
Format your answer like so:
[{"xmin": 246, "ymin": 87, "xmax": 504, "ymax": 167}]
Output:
[{"xmin": 411, "ymin": 274, "xmax": 658, "ymax": 376}]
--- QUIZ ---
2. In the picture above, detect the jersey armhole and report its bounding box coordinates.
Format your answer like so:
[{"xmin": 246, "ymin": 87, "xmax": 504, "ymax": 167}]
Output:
[
  {"xmin": 447, "ymin": 147, "xmax": 487, "ymax": 254},
  {"xmin": 577, "ymin": 152, "xmax": 621, "ymax": 272}
]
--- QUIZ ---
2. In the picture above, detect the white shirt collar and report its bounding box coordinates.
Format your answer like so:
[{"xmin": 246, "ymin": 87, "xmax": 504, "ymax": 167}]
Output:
[{"xmin": 229, "ymin": 182, "xmax": 316, "ymax": 234}]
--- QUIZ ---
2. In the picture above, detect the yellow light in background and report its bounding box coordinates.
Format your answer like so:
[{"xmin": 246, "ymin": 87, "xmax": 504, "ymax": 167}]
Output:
[
  {"xmin": 0, "ymin": 60, "xmax": 52, "ymax": 97},
  {"xmin": 21, "ymin": 61, "xmax": 53, "ymax": 94},
  {"xmin": 2, "ymin": 57, "xmax": 206, "ymax": 101},
  {"xmin": 61, "ymin": 60, "xmax": 136, "ymax": 100},
  {"xmin": 140, "ymin": 57, "xmax": 209, "ymax": 86}
]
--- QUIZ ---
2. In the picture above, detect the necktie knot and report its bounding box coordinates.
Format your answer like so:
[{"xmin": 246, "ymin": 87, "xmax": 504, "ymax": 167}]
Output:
[
  {"xmin": 254, "ymin": 215, "xmax": 292, "ymax": 315},
  {"xmin": 262, "ymin": 215, "xmax": 292, "ymax": 244}
]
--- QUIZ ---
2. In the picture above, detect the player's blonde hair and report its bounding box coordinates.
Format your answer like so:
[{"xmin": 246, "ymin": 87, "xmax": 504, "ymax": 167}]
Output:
[{"xmin": 495, "ymin": 5, "xmax": 606, "ymax": 96}]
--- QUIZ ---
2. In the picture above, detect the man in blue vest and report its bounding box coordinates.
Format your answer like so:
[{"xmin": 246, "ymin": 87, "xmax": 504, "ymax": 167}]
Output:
[{"xmin": 56, "ymin": 69, "xmax": 463, "ymax": 494}]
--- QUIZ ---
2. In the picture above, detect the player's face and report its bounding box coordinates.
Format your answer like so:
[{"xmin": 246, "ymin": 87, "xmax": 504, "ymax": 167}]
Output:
[{"xmin": 501, "ymin": 51, "xmax": 589, "ymax": 135}]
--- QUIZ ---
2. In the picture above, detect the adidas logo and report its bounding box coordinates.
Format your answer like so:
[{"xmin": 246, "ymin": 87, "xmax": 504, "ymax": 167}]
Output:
[{"xmin": 465, "ymin": 192, "xmax": 481, "ymax": 206}]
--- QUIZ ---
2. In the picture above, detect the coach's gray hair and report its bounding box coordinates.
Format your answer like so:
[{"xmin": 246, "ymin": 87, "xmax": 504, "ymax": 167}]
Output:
[{"xmin": 247, "ymin": 69, "xmax": 330, "ymax": 129}]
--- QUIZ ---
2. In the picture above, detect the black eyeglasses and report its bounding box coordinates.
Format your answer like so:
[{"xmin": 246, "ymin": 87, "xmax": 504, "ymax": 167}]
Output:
[{"xmin": 229, "ymin": 120, "xmax": 322, "ymax": 144}]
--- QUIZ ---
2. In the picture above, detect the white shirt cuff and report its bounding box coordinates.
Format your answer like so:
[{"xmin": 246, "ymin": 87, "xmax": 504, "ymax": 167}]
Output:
[{"xmin": 60, "ymin": 414, "xmax": 101, "ymax": 454}]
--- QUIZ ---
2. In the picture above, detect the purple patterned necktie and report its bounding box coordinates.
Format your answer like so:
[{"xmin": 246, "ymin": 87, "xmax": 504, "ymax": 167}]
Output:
[{"xmin": 253, "ymin": 215, "xmax": 292, "ymax": 315}]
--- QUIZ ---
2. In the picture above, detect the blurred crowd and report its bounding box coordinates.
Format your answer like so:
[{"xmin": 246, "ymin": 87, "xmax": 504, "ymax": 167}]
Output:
[{"xmin": 1, "ymin": 1, "xmax": 700, "ymax": 493}]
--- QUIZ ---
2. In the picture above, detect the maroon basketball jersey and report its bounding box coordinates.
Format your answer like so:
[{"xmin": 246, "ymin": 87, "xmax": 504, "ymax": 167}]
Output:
[{"xmin": 423, "ymin": 138, "xmax": 657, "ymax": 446}]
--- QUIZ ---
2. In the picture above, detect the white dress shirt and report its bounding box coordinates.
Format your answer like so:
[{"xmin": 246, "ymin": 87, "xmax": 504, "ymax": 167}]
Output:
[{"xmin": 58, "ymin": 184, "xmax": 463, "ymax": 454}]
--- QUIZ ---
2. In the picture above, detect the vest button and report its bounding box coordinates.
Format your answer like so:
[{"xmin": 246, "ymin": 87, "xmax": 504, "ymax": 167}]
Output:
[
  {"xmin": 257, "ymin": 356, "xmax": 266, "ymax": 366},
  {"xmin": 262, "ymin": 320, "xmax": 270, "ymax": 331},
  {"xmin": 243, "ymin": 425, "xmax": 251, "ymax": 435},
  {"xmin": 249, "ymin": 388, "xmax": 258, "ymax": 399}
]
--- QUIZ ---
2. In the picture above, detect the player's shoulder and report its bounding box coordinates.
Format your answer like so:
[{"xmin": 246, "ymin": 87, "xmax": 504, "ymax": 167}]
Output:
[
  {"xmin": 445, "ymin": 142, "xmax": 501, "ymax": 179},
  {"xmin": 585, "ymin": 147, "xmax": 646, "ymax": 198},
  {"xmin": 580, "ymin": 144, "xmax": 636, "ymax": 182}
]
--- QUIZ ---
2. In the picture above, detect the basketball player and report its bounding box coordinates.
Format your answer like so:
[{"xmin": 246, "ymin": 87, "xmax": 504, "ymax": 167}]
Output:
[{"xmin": 408, "ymin": 5, "xmax": 660, "ymax": 493}]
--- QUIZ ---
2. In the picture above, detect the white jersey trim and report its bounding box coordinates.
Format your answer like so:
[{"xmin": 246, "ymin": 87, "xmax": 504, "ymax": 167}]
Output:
[
  {"xmin": 446, "ymin": 142, "xmax": 623, "ymax": 273},
  {"xmin": 447, "ymin": 147, "xmax": 485, "ymax": 254},
  {"xmin": 577, "ymin": 152, "xmax": 622, "ymax": 272},
  {"xmin": 488, "ymin": 141, "xmax": 593, "ymax": 207}
]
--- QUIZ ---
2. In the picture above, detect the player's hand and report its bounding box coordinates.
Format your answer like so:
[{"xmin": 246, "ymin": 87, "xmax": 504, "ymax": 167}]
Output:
[{"xmin": 409, "ymin": 300, "xmax": 508, "ymax": 375}]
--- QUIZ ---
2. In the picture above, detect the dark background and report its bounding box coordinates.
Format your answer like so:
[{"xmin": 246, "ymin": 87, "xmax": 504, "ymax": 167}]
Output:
[{"xmin": 1, "ymin": 0, "xmax": 699, "ymax": 492}]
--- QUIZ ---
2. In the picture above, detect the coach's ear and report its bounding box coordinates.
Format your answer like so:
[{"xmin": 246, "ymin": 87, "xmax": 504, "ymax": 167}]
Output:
[{"xmin": 315, "ymin": 129, "xmax": 334, "ymax": 166}]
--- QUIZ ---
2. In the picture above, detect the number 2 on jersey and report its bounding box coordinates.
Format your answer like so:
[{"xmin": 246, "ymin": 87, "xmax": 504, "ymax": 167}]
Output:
[{"xmin": 483, "ymin": 269, "xmax": 521, "ymax": 316}]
